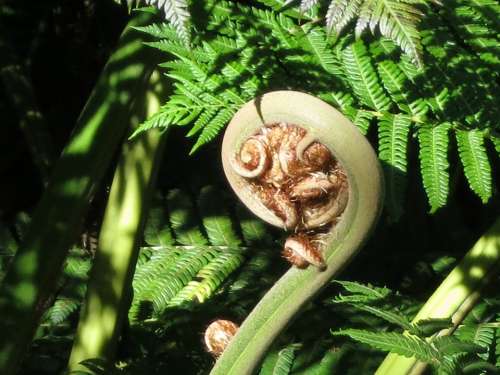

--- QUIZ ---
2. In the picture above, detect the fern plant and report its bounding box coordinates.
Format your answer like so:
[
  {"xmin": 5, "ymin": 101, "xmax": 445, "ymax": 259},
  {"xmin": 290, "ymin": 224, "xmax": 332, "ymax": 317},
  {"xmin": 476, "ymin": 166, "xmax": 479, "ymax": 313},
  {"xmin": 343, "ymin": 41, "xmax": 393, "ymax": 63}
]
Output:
[{"xmin": 132, "ymin": 0, "xmax": 499, "ymax": 221}]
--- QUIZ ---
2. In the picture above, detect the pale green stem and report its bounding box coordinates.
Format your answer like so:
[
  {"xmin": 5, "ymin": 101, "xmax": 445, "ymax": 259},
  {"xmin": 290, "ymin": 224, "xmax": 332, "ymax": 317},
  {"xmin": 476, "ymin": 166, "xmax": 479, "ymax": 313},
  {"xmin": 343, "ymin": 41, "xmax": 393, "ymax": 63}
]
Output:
[
  {"xmin": 376, "ymin": 217, "xmax": 500, "ymax": 375},
  {"xmin": 67, "ymin": 70, "xmax": 168, "ymax": 372}
]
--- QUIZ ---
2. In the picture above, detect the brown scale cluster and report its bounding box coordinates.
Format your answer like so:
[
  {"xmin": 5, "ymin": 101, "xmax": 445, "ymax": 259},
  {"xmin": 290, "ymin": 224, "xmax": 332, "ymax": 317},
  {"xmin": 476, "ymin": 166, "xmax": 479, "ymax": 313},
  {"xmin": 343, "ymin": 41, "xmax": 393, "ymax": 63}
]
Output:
[{"xmin": 230, "ymin": 123, "xmax": 349, "ymax": 269}]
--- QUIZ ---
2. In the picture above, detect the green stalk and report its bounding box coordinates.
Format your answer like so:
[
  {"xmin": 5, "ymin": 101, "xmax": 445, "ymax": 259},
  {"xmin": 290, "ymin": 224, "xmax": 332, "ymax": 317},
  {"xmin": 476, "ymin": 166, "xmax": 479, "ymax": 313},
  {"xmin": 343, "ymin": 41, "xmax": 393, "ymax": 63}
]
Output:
[
  {"xmin": 375, "ymin": 217, "xmax": 500, "ymax": 375},
  {"xmin": 0, "ymin": 12, "xmax": 157, "ymax": 374},
  {"xmin": 68, "ymin": 69, "xmax": 168, "ymax": 372}
]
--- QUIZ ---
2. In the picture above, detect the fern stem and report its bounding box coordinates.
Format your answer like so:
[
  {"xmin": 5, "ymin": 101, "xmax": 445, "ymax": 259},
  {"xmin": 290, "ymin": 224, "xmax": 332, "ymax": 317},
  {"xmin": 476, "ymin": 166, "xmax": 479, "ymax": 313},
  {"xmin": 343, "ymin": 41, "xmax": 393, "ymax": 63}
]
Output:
[
  {"xmin": 212, "ymin": 91, "xmax": 384, "ymax": 375},
  {"xmin": 375, "ymin": 217, "xmax": 500, "ymax": 375},
  {"xmin": 67, "ymin": 69, "xmax": 168, "ymax": 372},
  {"xmin": 0, "ymin": 13, "xmax": 158, "ymax": 375}
]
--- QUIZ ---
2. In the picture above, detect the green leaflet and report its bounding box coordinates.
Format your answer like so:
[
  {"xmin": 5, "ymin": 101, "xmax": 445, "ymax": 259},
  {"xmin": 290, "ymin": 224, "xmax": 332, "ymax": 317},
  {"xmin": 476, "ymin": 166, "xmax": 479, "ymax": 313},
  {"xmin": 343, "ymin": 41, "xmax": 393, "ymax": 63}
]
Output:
[
  {"xmin": 141, "ymin": 0, "xmax": 191, "ymax": 44},
  {"xmin": 332, "ymin": 330, "xmax": 441, "ymax": 363},
  {"xmin": 378, "ymin": 114, "xmax": 411, "ymax": 221},
  {"xmin": 259, "ymin": 344, "xmax": 301, "ymax": 375},
  {"xmin": 342, "ymin": 40, "xmax": 391, "ymax": 112},
  {"xmin": 417, "ymin": 123, "xmax": 451, "ymax": 213},
  {"xmin": 198, "ymin": 186, "xmax": 241, "ymax": 246},
  {"xmin": 377, "ymin": 59, "xmax": 427, "ymax": 117},
  {"xmin": 144, "ymin": 193, "xmax": 175, "ymax": 246},
  {"xmin": 167, "ymin": 189, "xmax": 208, "ymax": 246},
  {"xmin": 455, "ymin": 129, "xmax": 492, "ymax": 203}
]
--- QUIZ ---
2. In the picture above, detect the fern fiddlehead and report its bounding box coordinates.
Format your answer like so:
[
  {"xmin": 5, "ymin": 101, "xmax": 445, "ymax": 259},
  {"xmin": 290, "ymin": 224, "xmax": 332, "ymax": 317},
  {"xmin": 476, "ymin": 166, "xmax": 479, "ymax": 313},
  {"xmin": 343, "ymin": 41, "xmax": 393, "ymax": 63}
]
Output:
[{"xmin": 212, "ymin": 91, "xmax": 384, "ymax": 374}]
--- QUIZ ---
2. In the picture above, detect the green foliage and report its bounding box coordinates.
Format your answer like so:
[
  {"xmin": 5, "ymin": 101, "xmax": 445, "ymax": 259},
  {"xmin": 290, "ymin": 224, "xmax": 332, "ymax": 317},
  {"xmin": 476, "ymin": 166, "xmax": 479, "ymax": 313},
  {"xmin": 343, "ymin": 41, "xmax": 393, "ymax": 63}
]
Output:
[
  {"xmin": 330, "ymin": 281, "xmax": 500, "ymax": 374},
  {"xmin": 325, "ymin": 0, "xmax": 431, "ymax": 66},
  {"xmin": 456, "ymin": 129, "xmax": 492, "ymax": 203},
  {"xmin": 129, "ymin": 185, "xmax": 277, "ymax": 322},
  {"xmin": 417, "ymin": 123, "xmax": 451, "ymax": 213},
  {"xmin": 133, "ymin": 0, "xmax": 500, "ymax": 221},
  {"xmin": 41, "ymin": 249, "xmax": 91, "ymax": 327},
  {"xmin": 332, "ymin": 329, "xmax": 441, "ymax": 363},
  {"xmin": 259, "ymin": 343, "xmax": 301, "ymax": 375}
]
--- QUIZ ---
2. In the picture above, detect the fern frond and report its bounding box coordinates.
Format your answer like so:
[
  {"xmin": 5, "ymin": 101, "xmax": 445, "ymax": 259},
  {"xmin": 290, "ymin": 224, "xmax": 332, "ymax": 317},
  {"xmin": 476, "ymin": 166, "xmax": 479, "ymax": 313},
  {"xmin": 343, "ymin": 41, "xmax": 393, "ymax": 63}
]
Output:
[
  {"xmin": 334, "ymin": 280, "xmax": 392, "ymax": 300},
  {"xmin": 168, "ymin": 247, "xmax": 246, "ymax": 306},
  {"xmin": 284, "ymin": 0, "xmax": 319, "ymax": 12},
  {"xmin": 342, "ymin": 41, "xmax": 391, "ymax": 111},
  {"xmin": 359, "ymin": 0, "xmax": 425, "ymax": 66},
  {"xmin": 132, "ymin": 22, "xmax": 179, "ymax": 40},
  {"xmin": 190, "ymin": 107, "xmax": 235, "ymax": 153},
  {"xmin": 235, "ymin": 204, "xmax": 274, "ymax": 246},
  {"xmin": 332, "ymin": 329, "xmax": 442, "ymax": 364},
  {"xmin": 130, "ymin": 245, "xmax": 215, "ymax": 320},
  {"xmin": 326, "ymin": 0, "xmax": 363, "ymax": 35},
  {"xmin": 272, "ymin": 344, "xmax": 301, "ymax": 375},
  {"xmin": 455, "ymin": 323, "xmax": 496, "ymax": 352},
  {"xmin": 301, "ymin": 25, "xmax": 344, "ymax": 76},
  {"xmin": 455, "ymin": 129, "xmax": 492, "ymax": 203},
  {"xmin": 259, "ymin": 344, "xmax": 301, "ymax": 375},
  {"xmin": 352, "ymin": 305, "xmax": 415, "ymax": 332},
  {"xmin": 42, "ymin": 298, "xmax": 80, "ymax": 326},
  {"xmin": 198, "ymin": 186, "xmax": 242, "ymax": 246},
  {"xmin": 378, "ymin": 114, "xmax": 412, "ymax": 221},
  {"xmin": 413, "ymin": 318, "xmax": 452, "ymax": 337},
  {"xmin": 326, "ymin": 0, "xmax": 426, "ymax": 66},
  {"xmin": 167, "ymin": 189, "xmax": 208, "ymax": 246},
  {"xmin": 344, "ymin": 107, "xmax": 374, "ymax": 135},
  {"xmin": 417, "ymin": 123, "xmax": 451, "ymax": 212},
  {"xmin": 144, "ymin": 194, "xmax": 175, "ymax": 246},
  {"xmin": 377, "ymin": 59, "xmax": 427, "ymax": 116},
  {"xmin": 441, "ymin": 0, "xmax": 500, "ymax": 70},
  {"xmin": 432, "ymin": 336, "xmax": 486, "ymax": 356},
  {"xmin": 144, "ymin": 0, "xmax": 190, "ymax": 45}
]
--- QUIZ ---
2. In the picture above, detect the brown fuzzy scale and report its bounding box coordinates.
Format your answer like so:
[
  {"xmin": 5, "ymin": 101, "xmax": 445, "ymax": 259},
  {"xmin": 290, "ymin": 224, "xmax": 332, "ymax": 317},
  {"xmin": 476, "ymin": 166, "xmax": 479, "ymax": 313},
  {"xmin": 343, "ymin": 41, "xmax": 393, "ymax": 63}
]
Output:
[
  {"xmin": 231, "ymin": 123, "xmax": 349, "ymax": 269},
  {"xmin": 283, "ymin": 234, "xmax": 326, "ymax": 270},
  {"xmin": 204, "ymin": 319, "xmax": 239, "ymax": 357},
  {"xmin": 282, "ymin": 247, "xmax": 309, "ymax": 268}
]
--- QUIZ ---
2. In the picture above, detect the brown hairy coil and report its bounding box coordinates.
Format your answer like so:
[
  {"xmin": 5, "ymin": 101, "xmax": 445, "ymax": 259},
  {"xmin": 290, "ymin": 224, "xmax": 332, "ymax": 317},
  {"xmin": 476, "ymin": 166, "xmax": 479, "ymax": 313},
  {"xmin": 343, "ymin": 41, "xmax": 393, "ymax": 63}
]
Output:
[
  {"xmin": 230, "ymin": 122, "xmax": 349, "ymax": 268},
  {"xmin": 204, "ymin": 319, "xmax": 239, "ymax": 357}
]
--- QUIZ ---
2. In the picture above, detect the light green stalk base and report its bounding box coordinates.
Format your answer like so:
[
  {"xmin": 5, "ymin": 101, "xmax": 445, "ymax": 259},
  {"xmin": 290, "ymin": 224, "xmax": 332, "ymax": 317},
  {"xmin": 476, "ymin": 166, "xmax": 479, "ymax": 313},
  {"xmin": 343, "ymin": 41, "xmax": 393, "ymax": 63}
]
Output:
[
  {"xmin": 68, "ymin": 70, "xmax": 168, "ymax": 372},
  {"xmin": 0, "ymin": 13, "xmax": 157, "ymax": 375},
  {"xmin": 376, "ymin": 217, "xmax": 500, "ymax": 375}
]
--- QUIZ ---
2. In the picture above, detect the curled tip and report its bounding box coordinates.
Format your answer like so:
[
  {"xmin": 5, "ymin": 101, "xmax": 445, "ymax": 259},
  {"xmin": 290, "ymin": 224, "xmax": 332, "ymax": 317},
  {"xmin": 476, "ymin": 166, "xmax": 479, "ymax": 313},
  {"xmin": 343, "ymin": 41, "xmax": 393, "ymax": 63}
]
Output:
[
  {"xmin": 204, "ymin": 319, "xmax": 239, "ymax": 357},
  {"xmin": 230, "ymin": 138, "xmax": 269, "ymax": 178}
]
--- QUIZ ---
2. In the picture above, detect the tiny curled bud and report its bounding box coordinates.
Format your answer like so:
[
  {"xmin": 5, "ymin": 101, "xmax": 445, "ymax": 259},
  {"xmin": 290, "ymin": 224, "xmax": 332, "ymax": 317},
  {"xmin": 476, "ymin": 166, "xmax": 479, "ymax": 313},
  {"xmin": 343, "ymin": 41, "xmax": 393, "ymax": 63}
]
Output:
[{"xmin": 204, "ymin": 319, "xmax": 239, "ymax": 357}]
